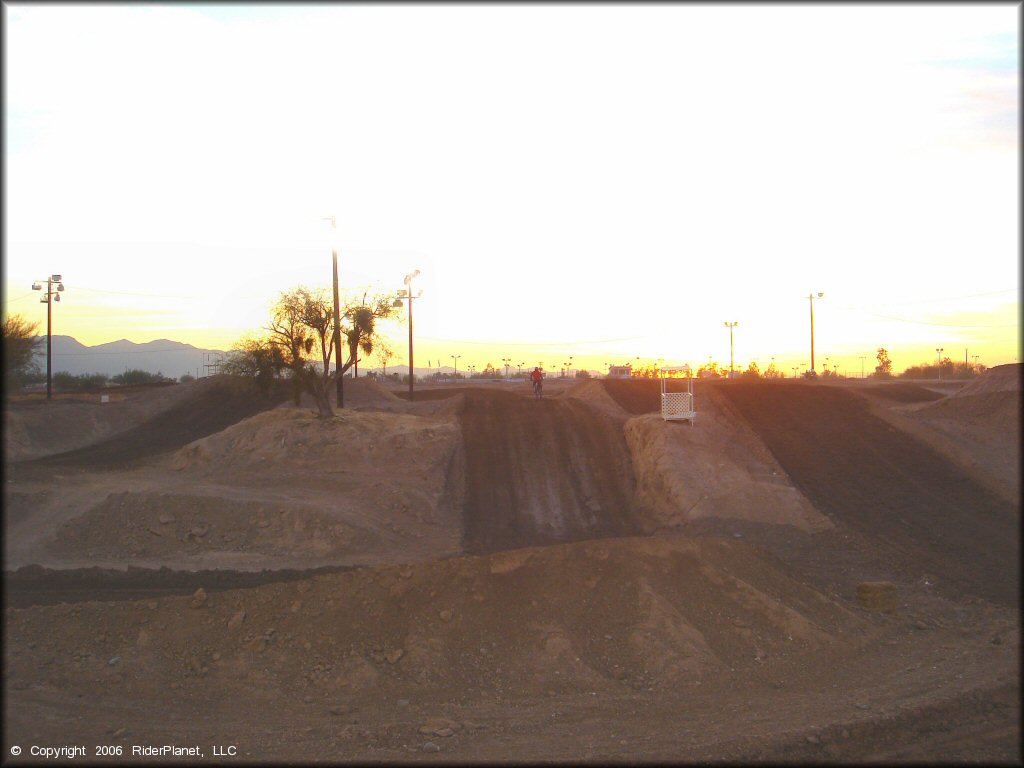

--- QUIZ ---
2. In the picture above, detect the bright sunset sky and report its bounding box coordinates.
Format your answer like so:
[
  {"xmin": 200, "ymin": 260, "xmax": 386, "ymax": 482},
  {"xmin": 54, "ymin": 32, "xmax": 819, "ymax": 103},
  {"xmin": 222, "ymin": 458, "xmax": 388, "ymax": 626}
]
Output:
[{"xmin": 4, "ymin": 3, "xmax": 1019, "ymax": 376}]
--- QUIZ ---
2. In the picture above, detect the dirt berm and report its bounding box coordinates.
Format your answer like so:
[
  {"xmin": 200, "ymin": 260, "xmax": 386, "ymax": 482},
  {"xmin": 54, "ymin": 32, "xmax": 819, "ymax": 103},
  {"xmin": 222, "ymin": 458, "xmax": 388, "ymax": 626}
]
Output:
[
  {"xmin": 13, "ymin": 378, "xmax": 288, "ymax": 469},
  {"xmin": 716, "ymin": 381, "xmax": 1020, "ymax": 607}
]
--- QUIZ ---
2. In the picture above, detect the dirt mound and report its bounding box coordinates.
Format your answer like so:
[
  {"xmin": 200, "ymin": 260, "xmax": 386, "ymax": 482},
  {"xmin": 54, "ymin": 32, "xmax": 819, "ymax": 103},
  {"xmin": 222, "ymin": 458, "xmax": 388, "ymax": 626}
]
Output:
[
  {"xmin": 457, "ymin": 388, "xmax": 639, "ymax": 553},
  {"xmin": 625, "ymin": 386, "xmax": 830, "ymax": 533},
  {"xmin": 600, "ymin": 379, "xmax": 691, "ymax": 415},
  {"xmin": 953, "ymin": 363, "xmax": 1021, "ymax": 397},
  {"xmin": 4, "ymin": 379, "xmax": 206, "ymax": 462},
  {"xmin": 170, "ymin": 408, "xmax": 459, "ymax": 492},
  {"xmin": 717, "ymin": 382, "xmax": 1020, "ymax": 607},
  {"xmin": 22, "ymin": 378, "xmax": 288, "ymax": 468},
  {"xmin": 394, "ymin": 388, "xmax": 464, "ymax": 402},
  {"xmin": 564, "ymin": 379, "xmax": 632, "ymax": 419},
  {"xmin": 4, "ymin": 536, "xmax": 866, "ymax": 702},
  {"xmin": 906, "ymin": 387, "xmax": 1020, "ymax": 503},
  {"xmin": 47, "ymin": 492, "xmax": 375, "ymax": 561},
  {"xmin": 305, "ymin": 377, "xmax": 404, "ymax": 409},
  {"xmin": 859, "ymin": 383, "xmax": 946, "ymax": 404}
]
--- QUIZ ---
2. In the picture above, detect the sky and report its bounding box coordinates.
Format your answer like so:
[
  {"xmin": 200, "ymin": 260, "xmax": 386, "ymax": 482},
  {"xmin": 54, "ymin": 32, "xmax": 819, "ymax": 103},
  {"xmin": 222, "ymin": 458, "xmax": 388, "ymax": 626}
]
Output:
[{"xmin": 4, "ymin": 3, "xmax": 1019, "ymax": 376}]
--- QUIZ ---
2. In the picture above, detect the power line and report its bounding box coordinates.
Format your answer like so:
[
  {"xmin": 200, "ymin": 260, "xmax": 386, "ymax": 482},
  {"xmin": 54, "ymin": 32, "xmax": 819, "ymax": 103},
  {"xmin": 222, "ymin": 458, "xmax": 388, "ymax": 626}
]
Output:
[
  {"xmin": 72, "ymin": 285, "xmax": 201, "ymax": 300},
  {"xmin": 4, "ymin": 293, "xmax": 36, "ymax": 304},
  {"xmin": 854, "ymin": 312, "xmax": 1017, "ymax": 329},
  {"xmin": 828, "ymin": 288, "xmax": 1017, "ymax": 311}
]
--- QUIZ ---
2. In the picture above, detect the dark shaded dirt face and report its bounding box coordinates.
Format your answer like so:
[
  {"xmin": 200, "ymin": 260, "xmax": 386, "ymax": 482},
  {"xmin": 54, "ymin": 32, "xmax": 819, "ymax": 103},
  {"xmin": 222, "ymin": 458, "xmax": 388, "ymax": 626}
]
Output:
[
  {"xmin": 860, "ymin": 383, "xmax": 946, "ymax": 403},
  {"xmin": 24, "ymin": 380, "xmax": 288, "ymax": 469},
  {"xmin": 717, "ymin": 382, "xmax": 1020, "ymax": 607},
  {"xmin": 457, "ymin": 388, "xmax": 639, "ymax": 553},
  {"xmin": 599, "ymin": 379, "xmax": 692, "ymax": 415}
]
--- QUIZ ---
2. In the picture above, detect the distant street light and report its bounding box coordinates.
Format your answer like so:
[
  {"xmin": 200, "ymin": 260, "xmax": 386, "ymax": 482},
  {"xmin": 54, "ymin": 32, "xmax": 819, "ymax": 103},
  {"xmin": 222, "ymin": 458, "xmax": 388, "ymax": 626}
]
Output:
[
  {"xmin": 502, "ymin": 357, "xmax": 512, "ymax": 379},
  {"xmin": 807, "ymin": 292, "xmax": 824, "ymax": 373},
  {"xmin": 859, "ymin": 355, "xmax": 867, "ymax": 379},
  {"xmin": 724, "ymin": 322, "xmax": 739, "ymax": 378},
  {"xmin": 936, "ymin": 347, "xmax": 944, "ymax": 381},
  {"xmin": 451, "ymin": 354, "xmax": 461, "ymax": 379},
  {"xmin": 31, "ymin": 274, "xmax": 65, "ymax": 400},
  {"xmin": 393, "ymin": 269, "xmax": 422, "ymax": 401},
  {"xmin": 518, "ymin": 362, "xmax": 524, "ymax": 376}
]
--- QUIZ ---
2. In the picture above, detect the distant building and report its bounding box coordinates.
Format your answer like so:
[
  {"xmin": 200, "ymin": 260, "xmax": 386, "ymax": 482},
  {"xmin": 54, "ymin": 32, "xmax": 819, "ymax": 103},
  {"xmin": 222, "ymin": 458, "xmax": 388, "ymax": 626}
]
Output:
[{"xmin": 607, "ymin": 365, "xmax": 632, "ymax": 379}]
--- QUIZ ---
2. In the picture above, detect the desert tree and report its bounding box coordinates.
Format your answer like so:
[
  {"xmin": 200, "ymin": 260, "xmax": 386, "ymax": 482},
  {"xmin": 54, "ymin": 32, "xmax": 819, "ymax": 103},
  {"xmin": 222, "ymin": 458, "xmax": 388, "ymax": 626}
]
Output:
[
  {"xmin": 228, "ymin": 286, "xmax": 400, "ymax": 418},
  {"xmin": 344, "ymin": 292, "xmax": 397, "ymax": 379},
  {"xmin": 2, "ymin": 313, "xmax": 42, "ymax": 392},
  {"xmin": 873, "ymin": 347, "xmax": 893, "ymax": 378},
  {"xmin": 223, "ymin": 335, "xmax": 287, "ymax": 395},
  {"xmin": 375, "ymin": 341, "xmax": 396, "ymax": 377}
]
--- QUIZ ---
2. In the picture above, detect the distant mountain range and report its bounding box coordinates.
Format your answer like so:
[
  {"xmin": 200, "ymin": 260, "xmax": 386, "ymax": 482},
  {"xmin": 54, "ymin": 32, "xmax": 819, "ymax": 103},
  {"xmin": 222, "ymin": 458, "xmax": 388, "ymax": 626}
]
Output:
[
  {"xmin": 30, "ymin": 336, "xmax": 530, "ymax": 380},
  {"xmin": 31, "ymin": 336, "xmax": 227, "ymax": 379}
]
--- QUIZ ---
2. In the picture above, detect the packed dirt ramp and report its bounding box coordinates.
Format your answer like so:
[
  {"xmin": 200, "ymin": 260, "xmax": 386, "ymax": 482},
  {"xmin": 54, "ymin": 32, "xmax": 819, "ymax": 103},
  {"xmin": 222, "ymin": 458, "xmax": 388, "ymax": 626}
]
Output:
[
  {"xmin": 716, "ymin": 381, "xmax": 1020, "ymax": 607},
  {"xmin": 456, "ymin": 388, "xmax": 640, "ymax": 553}
]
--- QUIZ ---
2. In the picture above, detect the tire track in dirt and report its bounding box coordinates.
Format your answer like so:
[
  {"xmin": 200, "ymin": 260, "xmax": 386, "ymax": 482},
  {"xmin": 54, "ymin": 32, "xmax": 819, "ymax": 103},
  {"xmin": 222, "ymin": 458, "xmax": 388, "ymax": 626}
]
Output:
[
  {"xmin": 456, "ymin": 388, "xmax": 639, "ymax": 553},
  {"xmin": 717, "ymin": 382, "xmax": 1019, "ymax": 607}
]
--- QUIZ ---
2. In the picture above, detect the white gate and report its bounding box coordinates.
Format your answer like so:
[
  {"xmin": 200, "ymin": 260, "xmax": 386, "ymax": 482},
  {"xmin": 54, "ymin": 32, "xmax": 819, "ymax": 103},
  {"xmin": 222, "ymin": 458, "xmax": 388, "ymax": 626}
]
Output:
[{"xmin": 660, "ymin": 365, "xmax": 695, "ymax": 424}]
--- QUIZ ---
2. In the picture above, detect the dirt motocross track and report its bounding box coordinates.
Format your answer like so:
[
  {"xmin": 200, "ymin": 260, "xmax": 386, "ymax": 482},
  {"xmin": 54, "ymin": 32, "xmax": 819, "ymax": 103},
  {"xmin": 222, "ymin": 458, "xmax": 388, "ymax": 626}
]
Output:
[{"xmin": 3, "ymin": 374, "xmax": 1020, "ymax": 763}]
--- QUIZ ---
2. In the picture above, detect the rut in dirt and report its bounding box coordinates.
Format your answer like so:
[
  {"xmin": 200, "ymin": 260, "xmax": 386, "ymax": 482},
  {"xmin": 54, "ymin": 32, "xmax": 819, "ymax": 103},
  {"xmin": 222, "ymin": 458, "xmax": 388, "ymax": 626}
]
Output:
[
  {"xmin": 717, "ymin": 382, "xmax": 1020, "ymax": 607},
  {"xmin": 456, "ymin": 388, "xmax": 639, "ymax": 553}
]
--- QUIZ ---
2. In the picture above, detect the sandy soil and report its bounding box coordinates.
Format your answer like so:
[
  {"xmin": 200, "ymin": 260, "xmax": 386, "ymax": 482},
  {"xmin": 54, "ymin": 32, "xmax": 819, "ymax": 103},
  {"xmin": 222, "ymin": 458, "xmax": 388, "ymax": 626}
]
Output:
[{"xmin": 3, "ymin": 370, "xmax": 1020, "ymax": 762}]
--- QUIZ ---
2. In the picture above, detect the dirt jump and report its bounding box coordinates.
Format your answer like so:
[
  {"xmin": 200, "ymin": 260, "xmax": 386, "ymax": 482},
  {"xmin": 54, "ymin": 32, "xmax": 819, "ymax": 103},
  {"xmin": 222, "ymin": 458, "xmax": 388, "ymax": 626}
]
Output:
[
  {"xmin": 716, "ymin": 381, "xmax": 1020, "ymax": 608},
  {"xmin": 16, "ymin": 379, "xmax": 289, "ymax": 470},
  {"xmin": 458, "ymin": 388, "xmax": 639, "ymax": 553},
  {"xmin": 3, "ymin": 370, "xmax": 1020, "ymax": 762}
]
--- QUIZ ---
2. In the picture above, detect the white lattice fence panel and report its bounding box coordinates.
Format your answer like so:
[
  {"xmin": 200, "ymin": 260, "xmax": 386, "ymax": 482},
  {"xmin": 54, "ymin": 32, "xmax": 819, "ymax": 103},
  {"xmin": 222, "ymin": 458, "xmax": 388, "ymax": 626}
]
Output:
[{"xmin": 661, "ymin": 392, "xmax": 694, "ymax": 421}]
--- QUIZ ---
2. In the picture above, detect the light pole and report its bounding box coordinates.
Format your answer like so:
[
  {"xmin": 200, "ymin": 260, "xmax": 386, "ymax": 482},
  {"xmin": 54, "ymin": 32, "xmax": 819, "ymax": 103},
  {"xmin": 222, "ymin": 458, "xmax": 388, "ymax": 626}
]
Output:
[
  {"xmin": 724, "ymin": 322, "xmax": 738, "ymax": 378},
  {"xmin": 567, "ymin": 355, "xmax": 574, "ymax": 379},
  {"xmin": 518, "ymin": 362, "xmax": 524, "ymax": 376},
  {"xmin": 502, "ymin": 357, "xmax": 512, "ymax": 379},
  {"xmin": 393, "ymin": 269, "xmax": 421, "ymax": 401},
  {"xmin": 936, "ymin": 347, "xmax": 944, "ymax": 381},
  {"xmin": 808, "ymin": 292, "xmax": 824, "ymax": 373},
  {"xmin": 31, "ymin": 274, "xmax": 65, "ymax": 400},
  {"xmin": 859, "ymin": 356, "xmax": 867, "ymax": 379},
  {"xmin": 322, "ymin": 216, "xmax": 344, "ymax": 408},
  {"xmin": 451, "ymin": 354, "xmax": 461, "ymax": 379}
]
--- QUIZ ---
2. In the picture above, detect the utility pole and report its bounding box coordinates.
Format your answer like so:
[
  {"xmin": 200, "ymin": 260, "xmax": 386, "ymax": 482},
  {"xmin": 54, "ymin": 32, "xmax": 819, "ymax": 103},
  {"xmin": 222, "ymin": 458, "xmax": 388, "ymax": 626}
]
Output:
[
  {"xmin": 724, "ymin": 322, "xmax": 738, "ymax": 378},
  {"xmin": 451, "ymin": 354, "xmax": 461, "ymax": 379},
  {"xmin": 31, "ymin": 274, "xmax": 65, "ymax": 400},
  {"xmin": 323, "ymin": 216, "xmax": 344, "ymax": 409},
  {"xmin": 936, "ymin": 347, "xmax": 944, "ymax": 381},
  {"xmin": 394, "ymin": 270, "xmax": 421, "ymax": 401},
  {"xmin": 859, "ymin": 356, "xmax": 867, "ymax": 379},
  {"xmin": 808, "ymin": 292, "xmax": 824, "ymax": 373}
]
